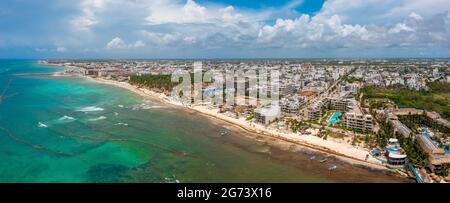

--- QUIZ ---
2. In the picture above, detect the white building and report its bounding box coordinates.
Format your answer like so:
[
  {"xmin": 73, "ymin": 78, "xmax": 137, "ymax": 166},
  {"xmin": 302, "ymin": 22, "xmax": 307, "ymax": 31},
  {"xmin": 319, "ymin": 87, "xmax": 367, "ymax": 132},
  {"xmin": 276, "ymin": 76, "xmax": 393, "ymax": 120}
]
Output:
[
  {"xmin": 254, "ymin": 104, "xmax": 281, "ymax": 125},
  {"xmin": 280, "ymin": 96, "xmax": 305, "ymax": 114},
  {"xmin": 432, "ymin": 68, "xmax": 440, "ymax": 78}
]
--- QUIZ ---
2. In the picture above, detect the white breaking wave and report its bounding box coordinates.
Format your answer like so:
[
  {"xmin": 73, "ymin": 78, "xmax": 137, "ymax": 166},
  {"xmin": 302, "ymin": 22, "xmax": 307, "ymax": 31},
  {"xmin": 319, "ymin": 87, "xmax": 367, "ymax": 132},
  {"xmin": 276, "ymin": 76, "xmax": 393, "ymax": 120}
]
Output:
[
  {"xmin": 118, "ymin": 105, "xmax": 124, "ymax": 108},
  {"xmin": 114, "ymin": 122, "xmax": 129, "ymax": 127},
  {"xmin": 76, "ymin": 106, "xmax": 104, "ymax": 112},
  {"xmin": 87, "ymin": 116, "xmax": 107, "ymax": 122},
  {"xmin": 114, "ymin": 112, "xmax": 119, "ymax": 116},
  {"xmin": 37, "ymin": 122, "xmax": 48, "ymax": 128},
  {"xmin": 132, "ymin": 103, "xmax": 166, "ymax": 110},
  {"xmin": 131, "ymin": 104, "xmax": 141, "ymax": 110},
  {"xmin": 58, "ymin": 115, "xmax": 76, "ymax": 122},
  {"xmin": 150, "ymin": 106, "xmax": 165, "ymax": 109},
  {"xmin": 141, "ymin": 104, "xmax": 152, "ymax": 110},
  {"xmin": 164, "ymin": 176, "xmax": 180, "ymax": 183},
  {"xmin": 52, "ymin": 71, "xmax": 65, "ymax": 77}
]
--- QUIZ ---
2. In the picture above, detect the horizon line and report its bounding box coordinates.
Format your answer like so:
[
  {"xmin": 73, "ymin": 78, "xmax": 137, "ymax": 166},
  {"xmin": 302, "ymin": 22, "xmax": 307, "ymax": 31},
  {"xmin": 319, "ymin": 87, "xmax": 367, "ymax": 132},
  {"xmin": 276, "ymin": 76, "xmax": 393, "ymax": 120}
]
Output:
[{"xmin": 2, "ymin": 57, "xmax": 450, "ymax": 61}]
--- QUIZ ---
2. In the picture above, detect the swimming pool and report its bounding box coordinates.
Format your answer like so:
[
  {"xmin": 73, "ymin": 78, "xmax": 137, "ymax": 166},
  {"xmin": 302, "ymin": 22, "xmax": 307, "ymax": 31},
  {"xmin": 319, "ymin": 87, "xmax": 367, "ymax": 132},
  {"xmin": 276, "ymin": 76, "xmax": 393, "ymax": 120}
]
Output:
[
  {"xmin": 421, "ymin": 127, "xmax": 449, "ymax": 152},
  {"xmin": 328, "ymin": 112, "xmax": 342, "ymax": 125},
  {"xmin": 421, "ymin": 127, "xmax": 431, "ymax": 137}
]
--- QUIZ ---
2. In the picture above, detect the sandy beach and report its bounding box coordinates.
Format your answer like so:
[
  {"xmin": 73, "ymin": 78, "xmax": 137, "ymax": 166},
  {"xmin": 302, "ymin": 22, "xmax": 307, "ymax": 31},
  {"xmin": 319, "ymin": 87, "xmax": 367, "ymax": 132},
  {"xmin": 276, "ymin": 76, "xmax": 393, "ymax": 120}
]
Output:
[{"xmin": 82, "ymin": 76, "xmax": 395, "ymax": 172}]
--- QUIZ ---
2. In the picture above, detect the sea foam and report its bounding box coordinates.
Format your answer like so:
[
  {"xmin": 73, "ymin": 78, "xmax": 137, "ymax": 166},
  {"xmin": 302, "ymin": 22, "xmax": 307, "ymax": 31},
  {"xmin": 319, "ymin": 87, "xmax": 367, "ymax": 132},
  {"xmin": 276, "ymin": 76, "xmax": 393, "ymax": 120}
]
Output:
[
  {"xmin": 88, "ymin": 116, "xmax": 107, "ymax": 122},
  {"xmin": 58, "ymin": 115, "xmax": 76, "ymax": 122},
  {"xmin": 150, "ymin": 106, "xmax": 165, "ymax": 109},
  {"xmin": 76, "ymin": 106, "xmax": 104, "ymax": 112},
  {"xmin": 132, "ymin": 103, "xmax": 165, "ymax": 110},
  {"xmin": 37, "ymin": 122, "xmax": 48, "ymax": 128}
]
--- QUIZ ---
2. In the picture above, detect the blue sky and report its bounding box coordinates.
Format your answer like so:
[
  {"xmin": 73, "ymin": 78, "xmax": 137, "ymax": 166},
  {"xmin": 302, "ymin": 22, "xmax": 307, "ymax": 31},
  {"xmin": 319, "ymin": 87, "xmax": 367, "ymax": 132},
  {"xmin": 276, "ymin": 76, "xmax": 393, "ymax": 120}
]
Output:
[
  {"xmin": 196, "ymin": 0, "xmax": 324, "ymax": 14},
  {"xmin": 0, "ymin": 0, "xmax": 449, "ymax": 59}
]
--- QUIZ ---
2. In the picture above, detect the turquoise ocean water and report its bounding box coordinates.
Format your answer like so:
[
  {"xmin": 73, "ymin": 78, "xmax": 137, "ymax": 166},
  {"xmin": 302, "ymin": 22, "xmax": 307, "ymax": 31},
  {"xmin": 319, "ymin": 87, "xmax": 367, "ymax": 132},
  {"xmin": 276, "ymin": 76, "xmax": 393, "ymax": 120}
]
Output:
[{"xmin": 0, "ymin": 60, "xmax": 408, "ymax": 183}]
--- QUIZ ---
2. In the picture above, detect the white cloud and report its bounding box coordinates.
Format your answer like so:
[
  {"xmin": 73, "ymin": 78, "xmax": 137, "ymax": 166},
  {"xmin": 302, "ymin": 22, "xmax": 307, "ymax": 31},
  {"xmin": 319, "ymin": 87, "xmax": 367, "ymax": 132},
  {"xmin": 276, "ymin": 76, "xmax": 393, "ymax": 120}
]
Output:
[
  {"xmin": 71, "ymin": 17, "xmax": 97, "ymax": 31},
  {"xmin": 388, "ymin": 23, "xmax": 414, "ymax": 34},
  {"xmin": 255, "ymin": 0, "xmax": 450, "ymax": 50},
  {"xmin": 60, "ymin": 0, "xmax": 450, "ymax": 56},
  {"xmin": 284, "ymin": 0, "xmax": 305, "ymax": 10},
  {"xmin": 145, "ymin": 0, "xmax": 249, "ymax": 25},
  {"xmin": 409, "ymin": 12, "xmax": 423, "ymax": 20},
  {"xmin": 106, "ymin": 37, "xmax": 127, "ymax": 50},
  {"xmin": 141, "ymin": 31, "xmax": 180, "ymax": 46},
  {"xmin": 131, "ymin": 40, "xmax": 146, "ymax": 48},
  {"xmin": 257, "ymin": 14, "xmax": 371, "ymax": 48},
  {"xmin": 383, "ymin": 0, "xmax": 450, "ymax": 19},
  {"xmin": 183, "ymin": 0, "xmax": 206, "ymax": 20},
  {"xmin": 56, "ymin": 47, "xmax": 68, "ymax": 52},
  {"xmin": 106, "ymin": 37, "xmax": 146, "ymax": 50},
  {"xmin": 71, "ymin": 0, "xmax": 106, "ymax": 30},
  {"xmin": 145, "ymin": 0, "xmax": 207, "ymax": 25}
]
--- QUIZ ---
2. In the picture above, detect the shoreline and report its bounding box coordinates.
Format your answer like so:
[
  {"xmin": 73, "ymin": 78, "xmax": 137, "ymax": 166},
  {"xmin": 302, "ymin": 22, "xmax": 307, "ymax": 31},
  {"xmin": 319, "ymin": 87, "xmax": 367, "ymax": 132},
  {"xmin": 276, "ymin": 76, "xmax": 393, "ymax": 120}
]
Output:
[{"xmin": 83, "ymin": 76, "xmax": 399, "ymax": 173}]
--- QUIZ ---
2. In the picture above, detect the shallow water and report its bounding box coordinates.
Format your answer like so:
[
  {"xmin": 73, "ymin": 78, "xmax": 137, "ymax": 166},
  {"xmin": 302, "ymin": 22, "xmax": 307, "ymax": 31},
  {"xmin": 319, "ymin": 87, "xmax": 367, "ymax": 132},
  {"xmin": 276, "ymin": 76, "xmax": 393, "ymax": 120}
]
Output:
[{"xmin": 0, "ymin": 60, "xmax": 410, "ymax": 183}]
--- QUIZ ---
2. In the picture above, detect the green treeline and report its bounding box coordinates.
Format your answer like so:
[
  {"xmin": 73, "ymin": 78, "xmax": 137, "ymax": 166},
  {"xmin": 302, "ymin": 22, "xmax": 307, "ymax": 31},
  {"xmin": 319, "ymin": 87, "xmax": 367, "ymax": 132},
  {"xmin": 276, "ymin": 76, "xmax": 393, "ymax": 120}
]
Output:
[
  {"xmin": 130, "ymin": 74, "xmax": 179, "ymax": 92},
  {"xmin": 362, "ymin": 82, "xmax": 450, "ymax": 120},
  {"xmin": 399, "ymin": 115, "xmax": 450, "ymax": 137}
]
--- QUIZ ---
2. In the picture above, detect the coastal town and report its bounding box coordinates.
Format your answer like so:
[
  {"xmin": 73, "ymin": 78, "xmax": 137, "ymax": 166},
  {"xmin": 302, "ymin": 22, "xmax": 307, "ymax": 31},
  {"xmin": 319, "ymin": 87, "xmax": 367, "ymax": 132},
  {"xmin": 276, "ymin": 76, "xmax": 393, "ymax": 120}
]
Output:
[{"xmin": 41, "ymin": 59, "xmax": 450, "ymax": 183}]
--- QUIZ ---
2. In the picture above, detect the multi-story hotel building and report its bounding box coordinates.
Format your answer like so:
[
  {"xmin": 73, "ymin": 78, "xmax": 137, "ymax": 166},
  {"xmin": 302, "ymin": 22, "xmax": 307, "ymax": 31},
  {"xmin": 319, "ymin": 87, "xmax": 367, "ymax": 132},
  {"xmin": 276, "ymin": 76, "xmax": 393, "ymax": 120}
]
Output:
[{"xmin": 344, "ymin": 99, "xmax": 374, "ymax": 132}]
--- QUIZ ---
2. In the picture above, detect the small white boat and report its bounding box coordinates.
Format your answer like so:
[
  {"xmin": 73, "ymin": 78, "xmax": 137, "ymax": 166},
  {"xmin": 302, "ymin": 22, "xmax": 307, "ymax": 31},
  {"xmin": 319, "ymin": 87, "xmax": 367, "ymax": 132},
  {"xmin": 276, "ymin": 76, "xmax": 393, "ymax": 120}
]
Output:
[
  {"xmin": 309, "ymin": 156, "xmax": 316, "ymax": 160},
  {"xmin": 220, "ymin": 128, "xmax": 229, "ymax": 136},
  {"xmin": 328, "ymin": 164, "xmax": 337, "ymax": 171}
]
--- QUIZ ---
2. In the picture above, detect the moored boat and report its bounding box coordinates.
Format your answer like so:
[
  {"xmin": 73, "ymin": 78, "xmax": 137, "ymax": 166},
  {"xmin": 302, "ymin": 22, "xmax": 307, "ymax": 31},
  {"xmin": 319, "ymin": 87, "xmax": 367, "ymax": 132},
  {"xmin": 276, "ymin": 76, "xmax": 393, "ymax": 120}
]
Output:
[
  {"xmin": 220, "ymin": 127, "xmax": 229, "ymax": 136},
  {"xmin": 328, "ymin": 164, "xmax": 337, "ymax": 171}
]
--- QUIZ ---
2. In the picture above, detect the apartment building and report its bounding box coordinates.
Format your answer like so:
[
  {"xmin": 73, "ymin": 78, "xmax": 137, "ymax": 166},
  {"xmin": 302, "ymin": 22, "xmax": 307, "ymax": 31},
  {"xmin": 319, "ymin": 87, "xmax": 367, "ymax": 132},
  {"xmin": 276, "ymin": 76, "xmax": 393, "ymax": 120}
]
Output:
[
  {"xmin": 280, "ymin": 96, "xmax": 305, "ymax": 114},
  {"xmin": 344, "ymin": 99, "xmax": 373, "ymax": 132},
  {"xmin": 344, "ymin": 113, "xmax": 374, "ymax": 132},
  {"xmin": 328, "ymin": 97, "xmax": 350, "ymax": 111},
  {"xmin": 280, "ymin": 83, "xmax": 297, "ymax": 96},
  {"xmin": 304, "ymin": 100, "xmax": 323, "ymax": 121},
  {"xmin": 254, "ymin": 105, "xmax": 281, "ymax": 125}
]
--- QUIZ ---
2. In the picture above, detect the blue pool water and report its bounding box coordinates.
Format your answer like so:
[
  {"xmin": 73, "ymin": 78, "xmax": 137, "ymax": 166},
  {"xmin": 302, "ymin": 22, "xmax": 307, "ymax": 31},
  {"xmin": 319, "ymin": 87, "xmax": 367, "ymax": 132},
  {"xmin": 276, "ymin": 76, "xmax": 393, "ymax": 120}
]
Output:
[
  {"xmin": 421, "ymin": 127, "xmax": 449, "ymax": 152},
  {"xmin": 421, "ymin": 127, "xmax": 430, "ymax": 137},
  {"xmin": 328, "ymin": 112, "xmax": 342, "ymax": 125}
]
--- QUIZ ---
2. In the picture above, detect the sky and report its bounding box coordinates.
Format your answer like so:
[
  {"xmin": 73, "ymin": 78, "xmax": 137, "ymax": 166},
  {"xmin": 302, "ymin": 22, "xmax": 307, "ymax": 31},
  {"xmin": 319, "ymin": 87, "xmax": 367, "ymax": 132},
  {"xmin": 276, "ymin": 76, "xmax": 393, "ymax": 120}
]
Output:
[{"xmin": 0, "ymin": 0, "xmax": 450, "ymax": 59}]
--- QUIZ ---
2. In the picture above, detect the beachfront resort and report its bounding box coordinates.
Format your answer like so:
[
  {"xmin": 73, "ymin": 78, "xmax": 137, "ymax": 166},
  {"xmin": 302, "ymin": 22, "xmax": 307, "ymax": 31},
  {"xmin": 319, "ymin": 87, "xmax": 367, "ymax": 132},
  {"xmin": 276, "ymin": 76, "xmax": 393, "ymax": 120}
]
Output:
[{"xmin": 41, "ymin": 59, "xmax": 450, "ymax": 183}]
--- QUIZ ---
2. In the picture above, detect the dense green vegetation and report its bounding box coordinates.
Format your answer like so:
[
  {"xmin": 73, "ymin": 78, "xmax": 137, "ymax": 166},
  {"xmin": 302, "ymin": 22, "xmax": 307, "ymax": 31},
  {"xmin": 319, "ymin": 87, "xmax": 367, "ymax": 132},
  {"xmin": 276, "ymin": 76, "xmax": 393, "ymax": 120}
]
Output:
[
  {"xmin": 286, "ymin": 119, "xmax": 308, "ymax": 133},
  {"xmin": 441, "ymin": 164, "xmax": 449, "ymax": 176},
  {"xmin": 399, "ymin": 115, "xmax": 450, "ymax": 137},
  {"xmin": 342, "ymin": 76, "xmax": 364, "ymax": 83},
  {"xmin": 375, "ymin": 119, "xmax": 393, "ymax": 148},
  {"xmin": 396, "ymin": 133, "xmax": 427, "ymax": 168},
  {"xmin": 130, "ymin": 74, "xmax": 179, "ymax": 92},
  {"xmin": 428, "ymin": 81, "xmax": 450, "ymax": 93},
  {"xmin": 361, "ymin": 82, "xmax": 450, "ymax": 120},
  {"xmin": 130, "ymin": 72, "xmax": 214, "ymax": 93}
]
